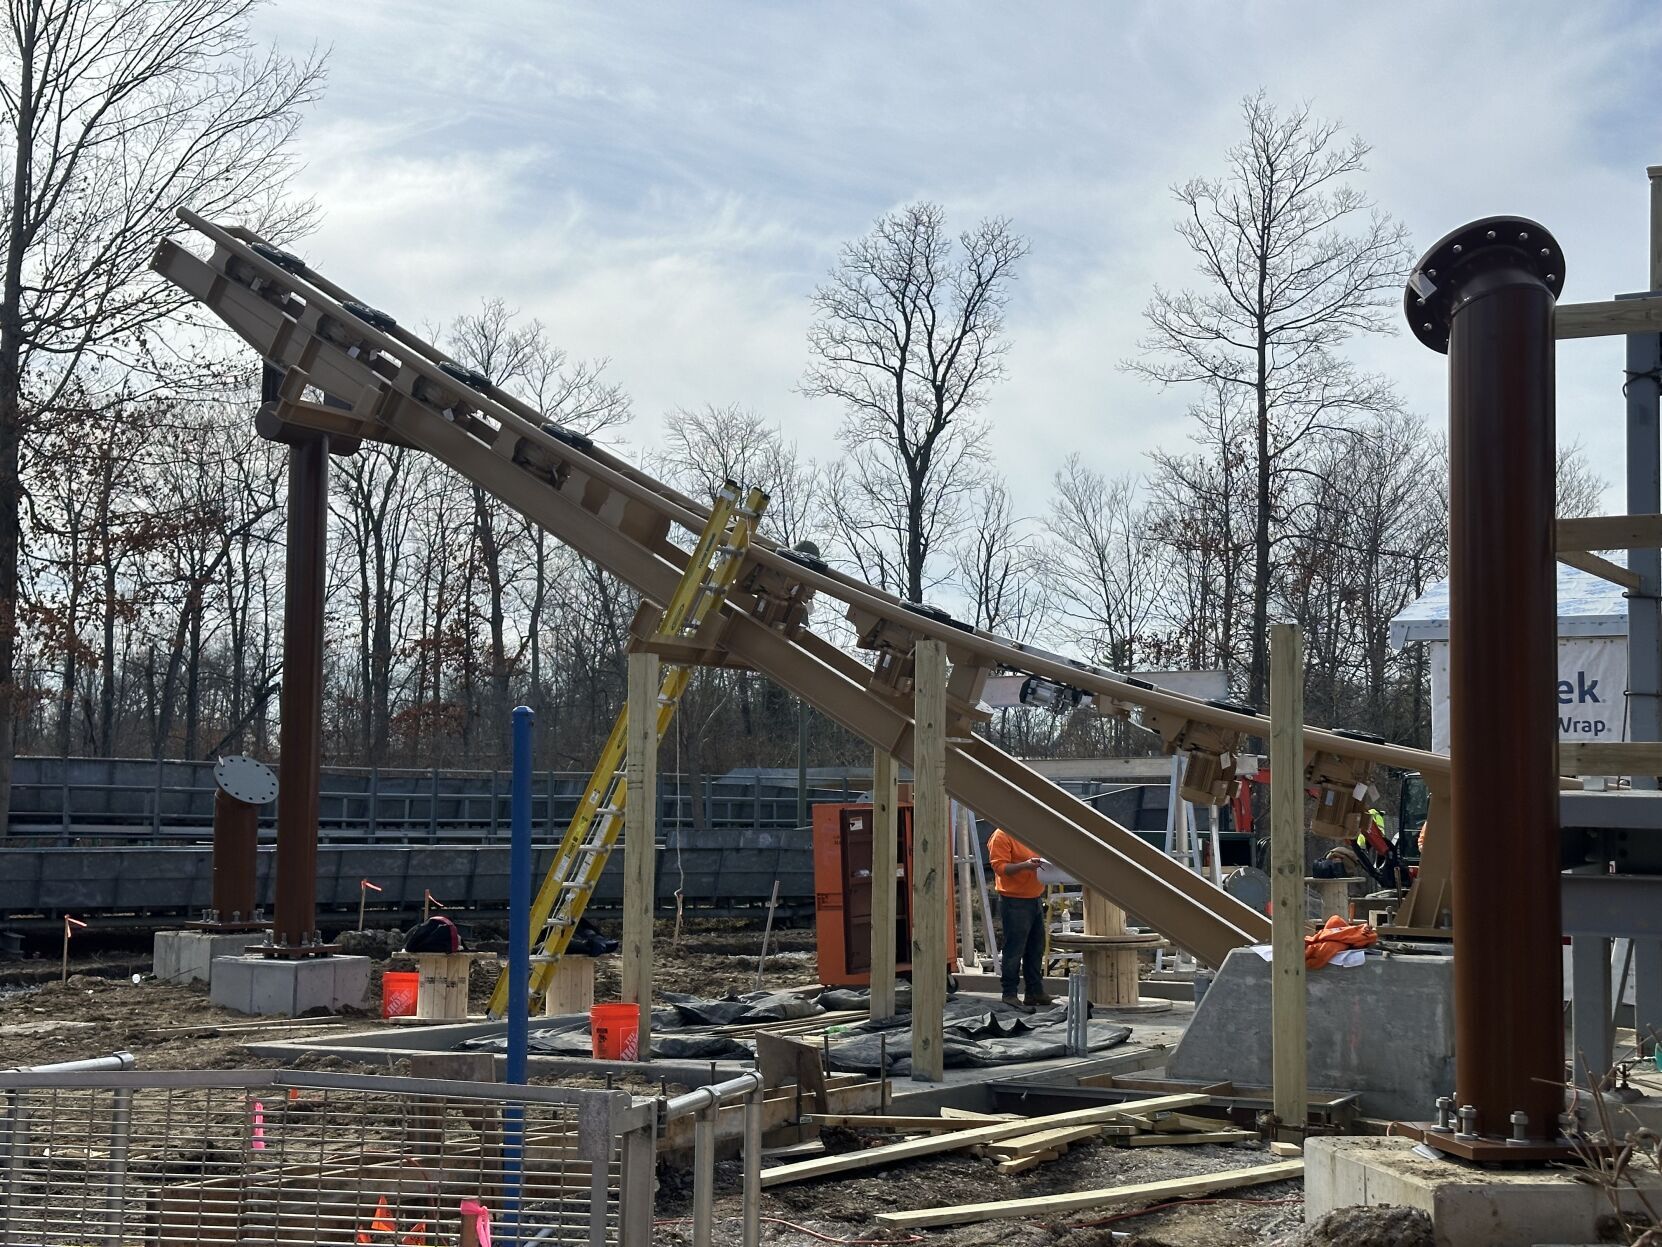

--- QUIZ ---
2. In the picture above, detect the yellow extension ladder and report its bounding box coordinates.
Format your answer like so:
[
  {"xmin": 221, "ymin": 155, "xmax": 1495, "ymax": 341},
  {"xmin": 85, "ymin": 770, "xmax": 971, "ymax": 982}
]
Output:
[{"xmin": 487, "ymin": 482, "xmax": 769, "ymax": 1017}]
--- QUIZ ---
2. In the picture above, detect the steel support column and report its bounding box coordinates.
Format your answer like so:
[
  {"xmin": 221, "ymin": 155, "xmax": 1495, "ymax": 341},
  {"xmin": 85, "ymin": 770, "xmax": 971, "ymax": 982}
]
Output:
[
  {"xmin": 1627, "ymin": 164, "xmax": 1662, "ymax": 785},
  {"xmin": 273, "ymin": 433, "xmax": 329, "ymax": 950},
  {"xmin": 1406, "ymin": 218, "xmax": 1565, "ymax": 1144}
]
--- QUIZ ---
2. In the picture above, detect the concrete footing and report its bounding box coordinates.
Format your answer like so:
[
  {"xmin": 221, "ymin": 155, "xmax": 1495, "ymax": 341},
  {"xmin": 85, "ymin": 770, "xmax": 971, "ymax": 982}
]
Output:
[
  {"xmin": 208, "ymin": 954, "xmax": 370, "ymax": 1016},
  {"xmin": 1306, "ymin": 1136, "xmax": 1659, "ymax": 1247},
  {"xmin": 152, "ymin": 930, "xmax": 257, "ymax": 987},
  {"xmin": 1167, "ymin": 948, "xmax": 1454, "ymax": 1119}
]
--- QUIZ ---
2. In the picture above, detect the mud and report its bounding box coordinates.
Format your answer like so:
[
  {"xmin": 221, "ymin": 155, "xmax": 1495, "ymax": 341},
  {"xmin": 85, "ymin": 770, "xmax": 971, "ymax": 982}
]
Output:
[
  {"xmin": 663, "ymin": 1131, "xmax": 1303, "ymax": 1246},
  {"xmin": 1287, "ymin": 1205, "xmax": 1433, "ymax": 1247}
]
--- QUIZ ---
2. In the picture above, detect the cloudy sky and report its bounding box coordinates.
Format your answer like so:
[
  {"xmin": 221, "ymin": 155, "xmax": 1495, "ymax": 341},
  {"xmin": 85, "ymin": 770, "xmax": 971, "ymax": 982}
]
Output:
[{"xmin": 252, "ymin": 0, "xmax": 1662, "ymax": 516}]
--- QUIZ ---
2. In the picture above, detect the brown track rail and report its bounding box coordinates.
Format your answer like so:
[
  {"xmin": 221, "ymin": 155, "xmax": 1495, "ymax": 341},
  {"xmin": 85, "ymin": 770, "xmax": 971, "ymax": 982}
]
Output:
[{"xmin": 151, "ymin": 212, "xmax": 1456, "ymax": 964}]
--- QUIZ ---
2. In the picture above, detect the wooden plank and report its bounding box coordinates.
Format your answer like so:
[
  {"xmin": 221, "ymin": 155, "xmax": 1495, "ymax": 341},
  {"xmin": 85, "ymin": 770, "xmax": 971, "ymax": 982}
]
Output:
[
  {"xmin": 801, "ymin": 1114, "xmax": 990, "ymax": 1133},
  {"xmin": 1123, "ymin": 1130, "xmax": 1256, "ymax": 1146},
  {"xmin": 622, "ymin": 650, "xmax": 660, "ymax": 1059},
  {"xmin": 873, "ymin": 1159, "xmax": 1304, "ymax": 1229},
  {"xmin": 1558, "ymin": 549, "xmax": 1642, "ymax": 590},
  {"xmin": 755, "ymin": 1033, "xmax": 827, "ymax": 1110},
  {"xmin": 1555, "ymin": 295, "xmax": 1662, "ymax": 340},
  {"xmin": 1557, "ymin": 514, "xmax": 1662, "ymax": 553},
  {"xmin": 1559, "ymin": 741, "xmax": 1662, "ymax": 776},
  {"xmin": 871, "ymin": 749, "xmax": 900, "ymax": 1020},
  {"xmin": 995, "ymin": 1152, "xmax": 1051, "ymax": 1174},
  {"xmin": 911, "ymin": 638, "xmax": 949, "ymax": 1082},
  {"xmin": 1148, "ymin": 1110, "xmax": 1228, "ymax": 1134},
  {"xmin": 984, "ymin": 1124, "xmax": 1114, "ymax": 1157},
  {"xmin": 1270, "ymin": 623, "xmax": 1307, "ymax": 1139},
  {"xmin": 1270, "ymin": 1140, "xmax": 1303, "ymax": 1157},
  {"xmin": 759, "ymin": 1094, "xmax": 1208, "ymax": 1187},
  {"xmin": 940, "ymin": 1107, "xmax": 1014, "ymax": 1121}
]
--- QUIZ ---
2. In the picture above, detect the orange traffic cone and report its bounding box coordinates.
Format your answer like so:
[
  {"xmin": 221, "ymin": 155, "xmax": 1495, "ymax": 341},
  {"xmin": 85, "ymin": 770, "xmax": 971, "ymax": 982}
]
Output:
[{"xmin": 356, "ymin": 1195, "xmax": 396, "ymax": 1243}]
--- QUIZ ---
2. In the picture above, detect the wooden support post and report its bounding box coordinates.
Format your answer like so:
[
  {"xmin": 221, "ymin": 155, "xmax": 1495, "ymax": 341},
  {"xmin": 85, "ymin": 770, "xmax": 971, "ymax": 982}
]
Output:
[
  {"xmin": 870, "ymin": 749, "xmax": 900, "ymax": 1020},
  {"xmin": 1270, "ymin": 622, "xmax": 1307, "ymax": 1138},
  {"xmin": 911, "ymin": 639, "xmax": 948, "ymax": 1082},
  {"xmin": 955, "ymin": 804, "xmax": 976, "ymax": 972},
  {"xmin": 1082, "ymin": 889, "xmax": 1140, "ymax": 1006},
  {"xmin": 623, "ymin": 650, "xmax": 661, "ymax": 1060}
]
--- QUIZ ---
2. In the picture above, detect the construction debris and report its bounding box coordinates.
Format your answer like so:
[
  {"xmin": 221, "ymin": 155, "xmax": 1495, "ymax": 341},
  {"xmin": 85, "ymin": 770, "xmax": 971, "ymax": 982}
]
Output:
[
  {"xmin": 873, "ymin": 1158, "xmax": 1305, "ymax": 1229},
  {"xmin": 760, "ymin": 1093, "xmax": 1208, "ymax": 1187}
]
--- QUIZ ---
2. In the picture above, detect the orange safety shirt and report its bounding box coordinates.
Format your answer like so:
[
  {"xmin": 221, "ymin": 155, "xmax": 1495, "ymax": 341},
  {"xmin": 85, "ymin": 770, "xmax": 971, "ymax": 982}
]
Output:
[{"xmin": 987, "ymin": 828, "xmax": 1045, "ymax": 899}]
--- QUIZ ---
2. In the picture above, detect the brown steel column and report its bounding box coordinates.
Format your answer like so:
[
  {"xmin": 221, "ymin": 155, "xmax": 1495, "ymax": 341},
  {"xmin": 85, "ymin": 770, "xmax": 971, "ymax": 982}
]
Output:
[
  {"xmin": 212, "ymin": 789, "xmax": 260, "ymax": 922},
  {"xmin": 1406, "ymin": 218, "xmax": 1565, "ymax": 1145},
  {"xmin": 273, "ymin": 433, "xmax": 329, "ymax": 950}
]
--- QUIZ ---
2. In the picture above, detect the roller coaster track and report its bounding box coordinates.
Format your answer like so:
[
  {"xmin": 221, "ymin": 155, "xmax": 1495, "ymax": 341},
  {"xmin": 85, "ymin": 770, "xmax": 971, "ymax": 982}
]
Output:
[{"xmin": 150, "ymin": 211, "xmax": 1457, "ymax": 964}]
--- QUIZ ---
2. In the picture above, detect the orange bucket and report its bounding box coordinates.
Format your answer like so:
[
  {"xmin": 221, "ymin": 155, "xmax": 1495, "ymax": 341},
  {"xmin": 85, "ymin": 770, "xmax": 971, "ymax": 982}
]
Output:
[
  {"xmin": 590, "ymin": 1003, "xmax": 641, "ymax": 1060},
  {"xmin": 381, "ymin": 971, "xmax": 419, "ymax": 1018}
]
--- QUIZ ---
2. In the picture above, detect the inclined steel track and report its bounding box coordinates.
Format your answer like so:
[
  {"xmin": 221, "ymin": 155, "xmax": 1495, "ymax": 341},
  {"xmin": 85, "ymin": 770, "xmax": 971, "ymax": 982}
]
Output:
[{"xmin": 149, "ymin": 211, "xmax": 1454, "ymax": 964}]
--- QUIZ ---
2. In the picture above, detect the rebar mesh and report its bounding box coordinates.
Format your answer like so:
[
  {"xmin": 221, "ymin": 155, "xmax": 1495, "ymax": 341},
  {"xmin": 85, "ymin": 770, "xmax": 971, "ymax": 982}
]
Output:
[{"xmin": 0, "ymin": 1071, "xmax": 648, "ymax": 1247}]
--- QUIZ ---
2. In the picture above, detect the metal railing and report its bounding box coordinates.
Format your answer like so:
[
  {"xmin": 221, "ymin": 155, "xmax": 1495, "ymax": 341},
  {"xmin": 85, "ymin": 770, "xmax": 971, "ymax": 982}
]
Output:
[
  {"xmin": 9, "ymin": 757, "xmax": 872, "ymax": 845},
  {"xmin": 0, "ymin": 1068, "xmax": 657, "ymax": 1247},
  {"xmin": 662, "ymin": 1072, "xmax": 765, "ymax": 1247}
]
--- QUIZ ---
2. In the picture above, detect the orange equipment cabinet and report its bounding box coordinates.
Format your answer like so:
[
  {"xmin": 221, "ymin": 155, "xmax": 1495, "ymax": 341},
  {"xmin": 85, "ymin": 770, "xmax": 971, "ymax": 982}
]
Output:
[{"xmin": 812, "ymin": 801, "xmax": 956, "ymax": 987}]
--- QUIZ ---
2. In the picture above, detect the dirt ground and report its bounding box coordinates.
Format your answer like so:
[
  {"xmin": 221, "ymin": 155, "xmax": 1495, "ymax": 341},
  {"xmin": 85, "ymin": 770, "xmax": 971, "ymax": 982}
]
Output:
[
  {"xmin": 1, "ymin": 917, "xmax": 1310, "ymax": 1244},
  {"xmin": 651, "ymin": 1131, "xmax": 1304, "ymax": 1247}
]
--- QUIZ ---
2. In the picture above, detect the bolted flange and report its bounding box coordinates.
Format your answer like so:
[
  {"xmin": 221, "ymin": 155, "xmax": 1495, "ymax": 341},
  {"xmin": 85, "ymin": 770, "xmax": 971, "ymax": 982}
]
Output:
[{"xmin": 1402, "ymin": 216, "xmax": 1565, "ymax": 354}]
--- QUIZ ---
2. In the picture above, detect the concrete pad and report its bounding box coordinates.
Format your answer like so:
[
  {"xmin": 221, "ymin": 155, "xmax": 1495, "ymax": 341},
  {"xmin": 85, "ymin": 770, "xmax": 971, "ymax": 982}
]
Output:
[
  {"xmin": 152, "ymin": 930, "xmax": 255, "ymax": 987},
  {"xmin": 208, "ymin": 954, "xmax": 370, "ymax": 1016},
  {"xmin": 1167, "ymin": 948, "xmax": 1453, "ymax": 1120},
  {"xmin": 1307, "ymin": 1135, "xmax": 1660, "ymax": 1247}
]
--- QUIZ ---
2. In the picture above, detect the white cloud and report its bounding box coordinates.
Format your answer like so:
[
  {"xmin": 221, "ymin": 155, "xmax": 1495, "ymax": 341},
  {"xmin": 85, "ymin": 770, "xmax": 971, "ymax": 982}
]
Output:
[{"xmin": 249, "ymin": 0, "xmax": 1660, "ymax": 522}]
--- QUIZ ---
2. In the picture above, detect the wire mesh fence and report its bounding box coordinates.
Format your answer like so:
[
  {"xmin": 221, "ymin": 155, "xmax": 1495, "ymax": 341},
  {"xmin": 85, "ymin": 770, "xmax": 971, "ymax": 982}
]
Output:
[{"xmin": 0, "ymin": 1069, "xmax": 656, "ymax": 1247}]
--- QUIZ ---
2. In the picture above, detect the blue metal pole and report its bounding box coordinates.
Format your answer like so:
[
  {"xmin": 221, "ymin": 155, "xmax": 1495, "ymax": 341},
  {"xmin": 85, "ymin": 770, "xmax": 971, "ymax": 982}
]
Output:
[
  {"xmin": 505, "ymin": 704, "xmax": 533, "ymax": 1239},
  {"xmin": 509, "ymin": 705, "xmax": 533, "ymax": 1081}
]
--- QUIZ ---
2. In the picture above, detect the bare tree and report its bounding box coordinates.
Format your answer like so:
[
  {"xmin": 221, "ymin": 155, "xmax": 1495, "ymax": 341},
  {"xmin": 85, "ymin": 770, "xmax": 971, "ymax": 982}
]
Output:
[
  {"xmin": 655, "ymin": 403, "xmax": 823, "ymax": 549},
  {"xmin": 1126, "ymin": 93, "xmax": 1412, "ymax": 709},
  {"xmin": 1039, "ymin": 455, "xmax": 1165, "ymax": 673},
  {"xmin": 803, "ymin": 202, "xmax": 1026, "ymax": 600},
  {"xmin": 444, "ymin": 298, "xmax": 632, "ymax": 752},
  {"xmin": 1556, "ymin": 441, "xmax": 1606, "ymax": 520},
  {"xmin": 954, "ymin": 478, "xmax": 1044, "ymax": 641},
  {"xmin": 0, "ymin": 0, "xmax": 322, "ymax": 826}
]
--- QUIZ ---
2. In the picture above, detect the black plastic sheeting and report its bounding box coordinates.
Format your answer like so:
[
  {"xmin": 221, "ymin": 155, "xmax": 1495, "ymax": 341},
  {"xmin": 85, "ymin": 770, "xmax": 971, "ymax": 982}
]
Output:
[
  {"xmin": 460, "ymin": 990, "xmax": 820, "ymax": 1061},
  {"xmin": 824, "ymin": 997, "xmax": 1131, "ymax": 1076},
  {"xmin": 459, "ymin": 987, "xmax": 1130, "ymax": 1072}
]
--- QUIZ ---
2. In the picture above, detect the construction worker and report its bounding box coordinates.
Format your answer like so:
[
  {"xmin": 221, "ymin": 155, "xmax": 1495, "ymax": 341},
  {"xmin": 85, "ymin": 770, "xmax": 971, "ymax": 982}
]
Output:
[{"xmin": 987, "ymin": 826, "xmax": 1052, "ymax": 1013}]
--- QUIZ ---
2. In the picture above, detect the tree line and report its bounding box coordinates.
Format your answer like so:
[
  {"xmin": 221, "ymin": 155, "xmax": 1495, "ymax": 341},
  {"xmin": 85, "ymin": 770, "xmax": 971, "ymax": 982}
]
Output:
[{"xmin": 4, "ymin": 7, "xmax": 1603, "ymax": 823}]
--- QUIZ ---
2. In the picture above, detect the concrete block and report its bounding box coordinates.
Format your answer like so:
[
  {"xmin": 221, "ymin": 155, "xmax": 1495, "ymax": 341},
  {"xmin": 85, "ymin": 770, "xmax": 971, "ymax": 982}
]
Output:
[
  {"xmin": 1307, "ymin": 1136, "xmax": 1660, "ymax": 1247},
  {"xmin": 152, "ymin": 930, "xmax": 255, "ymax": 987},
  {"xmin": 1167, "ymin": 948, "xmax": 1454, "ymax": 1120},
  {"xmin": 209, "ymin": 954, "xmax": 371, "ymax": 1017}
]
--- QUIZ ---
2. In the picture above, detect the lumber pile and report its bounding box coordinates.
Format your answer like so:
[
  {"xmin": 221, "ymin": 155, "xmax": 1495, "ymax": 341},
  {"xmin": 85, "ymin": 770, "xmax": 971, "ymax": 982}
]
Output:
[
  {"xmin": 875, "ymin": 1160, "xmax": 1305, "ymax": 1229},
  {"xmin": 767, "ymin": 1092, "xmax": 1303, "ymax": 1230},
  {"xmin": 770, "ymin": 1092, "xmax": 1272, "ymax": 1189}
]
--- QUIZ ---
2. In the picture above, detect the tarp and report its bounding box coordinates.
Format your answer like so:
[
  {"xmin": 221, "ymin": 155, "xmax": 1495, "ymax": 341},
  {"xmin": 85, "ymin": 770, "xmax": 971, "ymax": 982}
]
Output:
[
  {"xmin": 459, "ymin": 988, "xmax": 1131, "ymax": 1071},
  {"xmin": 825, "ymin": 996, "xmax": 1131, "ymax": 1075}
]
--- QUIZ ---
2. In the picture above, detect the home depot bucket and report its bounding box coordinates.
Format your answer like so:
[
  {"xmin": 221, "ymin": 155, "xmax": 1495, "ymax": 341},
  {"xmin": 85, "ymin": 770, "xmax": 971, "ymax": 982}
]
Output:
[
  {"xmin": 381, "ymin": 971, "xmax": 419, "ymax": 1018},
  {"xmin": 590, "ymin": 1003, "xmax": 640, "ymax": 1059}
]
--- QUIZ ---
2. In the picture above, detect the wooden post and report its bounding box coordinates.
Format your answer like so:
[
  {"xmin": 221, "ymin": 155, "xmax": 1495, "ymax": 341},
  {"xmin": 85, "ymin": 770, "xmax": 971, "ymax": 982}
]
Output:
[
  {"xmin": 1269, "ymin": 622, "xmax": 1307, "ymax": 1138},
  {"xmin": 623, "ymin": 650, "xmax": 661, "ymax": 1060},
  {"xmin": 1082, "ymin": 889, "xmax": 1140, "ymax": 1005},
  {"xmin": 870, "ymin": 749, "xmax": 900, "ymax": 1020},
  {"xmin": 910, "ymin": 639, "xmax": 948, "ymax": 1082},
  {"xmin": 955, "ymin": 804, "xmax": 976, "ymax": 971}
]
